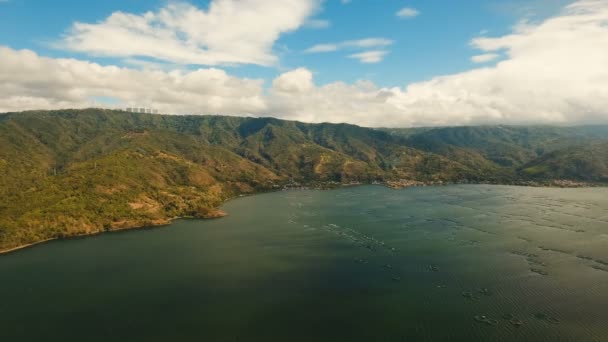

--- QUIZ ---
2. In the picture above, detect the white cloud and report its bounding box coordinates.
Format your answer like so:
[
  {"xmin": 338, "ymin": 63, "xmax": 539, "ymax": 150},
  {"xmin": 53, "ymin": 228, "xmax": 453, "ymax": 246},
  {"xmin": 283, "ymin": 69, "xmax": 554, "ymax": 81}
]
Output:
[
  {"xmin": 346, "ymin": 38, "xmax": 393, "ymax": 49},
  {"xmin": 58, "ymin": 0, "xmax": 319, "ymax": 66},
  {"xmin": 396, "ymin": 7, "xmax": 420, "ymax": 18},
  {"xmin": 305, "ymin": 44, "xmax": 339, "ymax": 53},
  {"xmin": 471, "ymin": 53, "xmax": 500, "ymax": 63},
  {"xmin": 305, "ymin": 38, "xmax": 393, "ymax": 53},
  {"xmin": 0, "ymin": 46, "xmax": 266, "ymax": 115},
  {"xmin": 3, "ymin": 0, "xmax": 608, "ymax": 127},
  {"xmin": 271, "ymin": 0, "xmax": 608, "ymax": 127},
  {"xmin": 304, "ymin": 38, "xmax": 393, "ymax": 64},
  {"xmin": 348, "ymin": 50, "xmax": 389, "ymax": 63},
  {"xmin": 269, "ymin": 75, "xmax": 403, "ymax": 127},
  {"xmin": 272, "ymin": 68, "xmax": 314, "ymax": 93}
]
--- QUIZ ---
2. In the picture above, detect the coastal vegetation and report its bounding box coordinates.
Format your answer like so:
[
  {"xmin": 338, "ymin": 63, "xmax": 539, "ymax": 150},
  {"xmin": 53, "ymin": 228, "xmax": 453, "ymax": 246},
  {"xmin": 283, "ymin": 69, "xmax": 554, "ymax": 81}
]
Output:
[{"xmin": 0, "ymin": 109, "xmax": 606, "ymax": 252}]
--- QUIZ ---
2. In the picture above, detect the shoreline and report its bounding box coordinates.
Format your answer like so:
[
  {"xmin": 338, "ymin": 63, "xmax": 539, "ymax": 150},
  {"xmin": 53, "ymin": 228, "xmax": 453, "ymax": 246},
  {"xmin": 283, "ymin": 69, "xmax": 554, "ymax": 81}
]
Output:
[
  {"xmin": 0, "ymin": 239, "xmax": 58, "ymax": 255},
  {"xmin": 0, "ymin": 181, "xmax": 604, "ymax": 256},
  {"xmin": 0, "ymin": 213, "xmax": 225, "ymax": 256}
]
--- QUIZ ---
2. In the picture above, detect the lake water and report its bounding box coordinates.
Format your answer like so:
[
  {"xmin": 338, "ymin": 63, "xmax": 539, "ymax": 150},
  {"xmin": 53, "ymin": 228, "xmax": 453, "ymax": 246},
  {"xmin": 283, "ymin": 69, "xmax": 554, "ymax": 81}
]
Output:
[{"xmin": 1, "ymin": 185, "xmax": 608, "ymax": 341}]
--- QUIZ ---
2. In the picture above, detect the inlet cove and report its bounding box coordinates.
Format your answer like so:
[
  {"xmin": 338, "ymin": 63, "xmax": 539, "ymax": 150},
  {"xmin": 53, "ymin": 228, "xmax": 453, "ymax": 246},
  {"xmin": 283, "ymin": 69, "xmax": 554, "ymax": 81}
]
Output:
[{"xmin": 1, "ymin": 185, "xmax": 607, "ymax": 341}]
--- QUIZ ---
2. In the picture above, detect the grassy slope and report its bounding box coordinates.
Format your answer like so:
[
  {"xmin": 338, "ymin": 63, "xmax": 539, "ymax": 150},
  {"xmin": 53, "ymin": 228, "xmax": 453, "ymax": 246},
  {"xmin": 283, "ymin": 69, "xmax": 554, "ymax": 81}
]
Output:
[
  {"xmin": 386, "ymin": 125, "xmax": 608, "ymax": 167},
  {"xmin": 520, "ymin": 141, "xmax": 608, "ymax": 182},
  {"xmin": 0, "ymin": 109, "xmax": 606, "ymax": 251}
]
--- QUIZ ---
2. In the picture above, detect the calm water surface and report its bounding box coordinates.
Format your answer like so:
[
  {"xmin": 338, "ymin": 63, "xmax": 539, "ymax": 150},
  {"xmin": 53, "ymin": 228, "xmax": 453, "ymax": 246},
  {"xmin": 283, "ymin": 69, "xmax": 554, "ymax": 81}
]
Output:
[{"xmin": 1, "ymin": 185, "xmax": 608, "ymax": 341}]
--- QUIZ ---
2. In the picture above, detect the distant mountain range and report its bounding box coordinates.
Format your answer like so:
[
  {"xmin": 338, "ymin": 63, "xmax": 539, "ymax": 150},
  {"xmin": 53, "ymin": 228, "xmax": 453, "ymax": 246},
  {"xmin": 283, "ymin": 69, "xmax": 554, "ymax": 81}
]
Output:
[{"xmin": 1, "ymin": 109, "xmax": 606, "ymax": 252}]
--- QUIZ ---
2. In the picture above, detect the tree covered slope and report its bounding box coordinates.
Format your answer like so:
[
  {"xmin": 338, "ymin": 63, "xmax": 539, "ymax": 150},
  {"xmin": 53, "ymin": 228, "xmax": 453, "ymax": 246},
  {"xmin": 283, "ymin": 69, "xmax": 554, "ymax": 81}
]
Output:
[
  {"xmin": 0, "ymin": 109, "xmax": 606, "ymax": 251},
  {"xmin": 520, "ymin": 141, "xmax": 608, "ymax": 182}
]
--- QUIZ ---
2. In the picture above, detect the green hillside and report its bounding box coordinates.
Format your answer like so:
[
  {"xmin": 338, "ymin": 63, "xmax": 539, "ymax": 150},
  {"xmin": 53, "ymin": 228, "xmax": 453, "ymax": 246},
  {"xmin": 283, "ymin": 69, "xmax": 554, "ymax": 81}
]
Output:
[
  {"xmin": 387, "ymin": 125, "xmax": 608, "ymax": 167},
  {"xmin": 521, "ymin": 141, "xmax": 608, "ymax": 182},
  {"xmin": 0, "ymin": 109, "xmax": 606, "ymax": 252}
]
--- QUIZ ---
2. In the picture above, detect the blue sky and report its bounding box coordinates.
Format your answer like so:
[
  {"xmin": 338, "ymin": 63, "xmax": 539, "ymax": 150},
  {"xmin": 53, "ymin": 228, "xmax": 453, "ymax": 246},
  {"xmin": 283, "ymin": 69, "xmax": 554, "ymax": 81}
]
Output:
[
  {"xmin": 0, "ymin": 0, "xmax": 568, "ymax": 85},
  {"xmin": 0, "ymin": 0, "xmax": 605, "ymax": 127}
]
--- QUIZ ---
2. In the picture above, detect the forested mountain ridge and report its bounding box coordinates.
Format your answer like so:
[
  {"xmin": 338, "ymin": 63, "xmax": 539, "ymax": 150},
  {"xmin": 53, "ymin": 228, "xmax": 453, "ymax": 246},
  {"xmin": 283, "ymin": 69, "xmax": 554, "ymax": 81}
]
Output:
[{"xmin": 0, "ymin": 109, "xmax": 606, "ymax": 252}]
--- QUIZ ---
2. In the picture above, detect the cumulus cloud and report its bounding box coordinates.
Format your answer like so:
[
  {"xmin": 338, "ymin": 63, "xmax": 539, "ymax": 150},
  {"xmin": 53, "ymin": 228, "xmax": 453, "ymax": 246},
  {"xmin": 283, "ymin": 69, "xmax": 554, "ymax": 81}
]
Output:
[
  {"xmin": 0, "ymin": 46, "xmax": 266, "ymax": 115},
  {"xmin": 272, "ymin": 0, "xmax": 608, "ymax": 126},
  {"xmin": 58, "ymin": 0, "xmax": 319, "ymax": 66},
  {"xmin": 396, "ymin": 7, "xmax": 420, "ymax": 19},
  {"xmin": 471, "ymin": 53, "xmax": 500, "ymax": 63},
  {"xmin": 272, "ymin": 68, "xmax": 314, "ymax": 93},
  {"xmin": 305, "ymin": 38, "xmax": 393, "ymax": 54},
  {"xmin": 348, "ymin": 50, "xmax": 389, "ymax": 63},
  {"xmin": 269, "ymin": 77, "xmax": 402, "ymax": 127},
  {"xmin": 3, "ymin": 0, "xmax": 608, "ymax": 127},
  {"xmin": 304, "ymin": 38, "xmax": 393, "ymax": 62},
  {"xmin": 271, "ymin": 0, "xmax": 608, "ymax": 126},
  {"xmin": 305, "ymin": 44, "xmax": 339, "ymax": 53}
]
